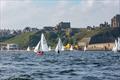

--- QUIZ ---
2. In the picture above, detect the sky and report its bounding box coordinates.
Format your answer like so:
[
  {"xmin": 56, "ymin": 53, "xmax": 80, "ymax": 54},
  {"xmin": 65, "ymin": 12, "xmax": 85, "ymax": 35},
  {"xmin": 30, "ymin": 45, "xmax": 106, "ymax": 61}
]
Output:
[{"xmin": 0, "ymin": 0, "xmax": 120, "ymax": 29}]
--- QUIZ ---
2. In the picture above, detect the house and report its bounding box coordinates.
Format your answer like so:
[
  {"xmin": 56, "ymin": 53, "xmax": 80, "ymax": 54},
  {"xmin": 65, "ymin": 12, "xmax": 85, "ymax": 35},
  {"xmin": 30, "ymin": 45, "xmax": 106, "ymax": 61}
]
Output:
[
  {"xmin": 6, "ymin": 43, "xmax": 19, "ymax": 50},
  {"xmin": 55, "ymin": 22, "xmax": 71, "ymax": 31}
]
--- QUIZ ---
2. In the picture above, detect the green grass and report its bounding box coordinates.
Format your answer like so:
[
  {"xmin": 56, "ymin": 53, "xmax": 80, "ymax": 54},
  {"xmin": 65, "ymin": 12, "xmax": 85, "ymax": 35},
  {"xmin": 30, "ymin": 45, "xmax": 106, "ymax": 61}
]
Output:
[
  {"xmin": 4, "ymin": 27, "xmax": 118, "ymax": 48},
  {"xmin": 4, "ymin": 32, "xmax": 36, "ymax": 48},
  {"xmin": 78, "ymin": 27, "xmax": 111, "ymax": 41}
]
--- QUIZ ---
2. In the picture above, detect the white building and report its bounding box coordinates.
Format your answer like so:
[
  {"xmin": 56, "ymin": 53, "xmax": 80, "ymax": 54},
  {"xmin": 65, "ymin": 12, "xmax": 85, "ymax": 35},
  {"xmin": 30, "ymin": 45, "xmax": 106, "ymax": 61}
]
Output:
[{"xmin": 7, "ymin": 44, "xmax": 19, "ymax": 50}]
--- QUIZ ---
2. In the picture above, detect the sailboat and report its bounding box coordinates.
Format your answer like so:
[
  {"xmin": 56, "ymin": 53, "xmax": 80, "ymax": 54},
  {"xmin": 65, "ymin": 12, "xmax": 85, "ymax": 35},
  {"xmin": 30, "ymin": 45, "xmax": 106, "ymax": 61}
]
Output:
[
  {"xmin": 112, "ymin": 37, "xmax": 120, "ymax": 52},
  {"xmin": 117, "ymin": 37, "xmax": 120, "ymax": 52},
  {"xmin": 84, "ymin": 46, "xmax": 87, "ymax": 52},
  {"xmin": 48, "ymin": 46, "xmax": 51, "ymax": 51},
  {"xmin": 34, "ymin": 33, "xmax": 49, "ymax": 55},
  {"xmin": 55, "ymin": 38, "xmax": 64, "ymax": 53},
  {"xmin": 112, "ymin": 40, "xmax": 117, "ymax": 52},
  {"xmin": 27, "ymin": 46, "xmax": 30, "ymax": 51},
  {"xmin": 70, "ymin": 45, "xmax": 73, "ymax": 51}
]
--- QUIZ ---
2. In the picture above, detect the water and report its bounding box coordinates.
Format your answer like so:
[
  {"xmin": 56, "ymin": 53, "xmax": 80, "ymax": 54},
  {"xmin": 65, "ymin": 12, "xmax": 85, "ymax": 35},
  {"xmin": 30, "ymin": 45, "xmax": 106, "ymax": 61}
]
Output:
[{"xmin": 0, "ymin": 51, "xmax": 120, "ymax": 80}]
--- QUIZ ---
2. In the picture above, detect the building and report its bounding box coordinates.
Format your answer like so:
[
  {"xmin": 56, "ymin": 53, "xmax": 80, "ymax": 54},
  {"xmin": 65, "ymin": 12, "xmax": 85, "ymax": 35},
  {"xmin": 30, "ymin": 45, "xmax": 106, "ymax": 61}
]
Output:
[
  {"xmin": 71, "ymin": 28, "xmax": 80, "ymax": 32},
  {"xmin": 0, "ymin": 29, "xmax": 11, "ymax": 37},
  {"xmin": 99, "ymin": 22, "xmax": 110, "ymax": 28},
  {"xmin": 0, "ymin": 43, "xmax": 7, "ymax": 50},
  {"xmin": 111, "ymin": 14, "xmax": 120, "ymax": 27},
  {"xmin": 87, "ymin": 26, "xmax": 93, "ymax": 30},
  {"xmin": 6, "ymin": 43, "xmax": 19, "ymax": 50},
  {"xmin": 43, "ymin": 26, "xmax": 54, "ymax": 31},
  {"xmin": 55, "ymin": 22, "xmax": 71, "ymax": 31},
  {"xmin": 31, "ymin": 28, "xmax": 39, "ymax": 32},
  {"xmin": 23, "ymin": 27, "xmax": 39, "ymax": 32}
]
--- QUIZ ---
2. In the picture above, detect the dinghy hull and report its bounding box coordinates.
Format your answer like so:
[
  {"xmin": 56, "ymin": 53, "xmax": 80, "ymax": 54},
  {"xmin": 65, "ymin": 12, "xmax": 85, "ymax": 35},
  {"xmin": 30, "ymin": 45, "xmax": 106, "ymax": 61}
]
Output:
[{"xmin": 37, "ymin": 51, "xmax": 44, "ymax": 55}]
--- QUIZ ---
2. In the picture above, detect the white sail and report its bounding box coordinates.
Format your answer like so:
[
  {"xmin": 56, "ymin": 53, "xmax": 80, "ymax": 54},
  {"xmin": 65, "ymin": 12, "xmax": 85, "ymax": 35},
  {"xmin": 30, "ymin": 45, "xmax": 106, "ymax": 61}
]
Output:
[
  {"xmin": 70, "ymin": 45, "xmax": 73, "ymax": 51},
  {"xmin": 112, "ymin": 40, "xmax": 118, "ymax": 52},
  {"xmin": 27, "ymin": 46, "xmax": 30, "ymax": 51},
  {"xmin": 55, "ymin": 38, "xmax": 64, "ymax": 52},
  {"xmin": 61, "ymin": 46, "xmax": 64, "ymax": 51},
  {"xmin": 34, "ymin": 41, "xmax": 41, "ymax": 52},
  {"xmin": 84, "ymin": 46, "xmax": 87, "ymax": 51},
  {"xmin": 117, "ymin": 37, "xmax": 120, "ymax": 51},
  {"xmin": 34, "ymin": 33, "xmax": 48, "ymax": 52},
  {"xmin": 40, "ymin": 33, "xmax": 49, "ymax": 51},
  {"xmin": 48, "ymin": 46, "xmax": 51, "ymax": 51}
]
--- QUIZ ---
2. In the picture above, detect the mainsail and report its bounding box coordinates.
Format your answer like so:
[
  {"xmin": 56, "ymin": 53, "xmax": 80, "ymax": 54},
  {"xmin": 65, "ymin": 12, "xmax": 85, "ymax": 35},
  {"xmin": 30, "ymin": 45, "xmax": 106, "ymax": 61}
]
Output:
[
  {"xmin": 48, "ymin": 46, "xmax": 51, "ymax": 51},
  {"xmin": 70, "ymin": 45, "xmax": 73, "ymax": 51},
  {"xmin": 40, "ymin": 33, "xmax": 49, "ymax": 51},
  {"xmin": 34, "ymin": 33, "xmax": 48, "ymax": 52},
  {"xmin": 55, "ymin": 38, "xmax": 64, "ymax": 52},
  {"xmin": 34, "ymin": 41, "xmax": 41, "ymax": 52},
  {"xmin": 112, "ymin": 37, "xmax": 120, "ymax": 52},
  {"xmin": 27, "ymin": 46, "xmax": 30, "ymax": 51},
  {"xmin": 117, "ymin": 37, "xmax": 120, "ymax": 51},
  {"xmin": 112, "ymin": 40, "xmax": 117, "ymax": 52},
  {"xmin": 84, "ymin": 46, "xmax": 87, "ymax": 51}
]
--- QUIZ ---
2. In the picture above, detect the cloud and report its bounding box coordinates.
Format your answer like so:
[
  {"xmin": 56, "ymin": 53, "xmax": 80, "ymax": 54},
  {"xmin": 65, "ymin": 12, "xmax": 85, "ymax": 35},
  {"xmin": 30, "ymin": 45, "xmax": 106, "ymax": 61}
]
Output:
[
  {"xmin": 0, "ymin": 0, "xmax": 119, "ymax": 29},
  {"xmin": 86, "ymin": 0, "xmax": 95, "ymax": 7}
]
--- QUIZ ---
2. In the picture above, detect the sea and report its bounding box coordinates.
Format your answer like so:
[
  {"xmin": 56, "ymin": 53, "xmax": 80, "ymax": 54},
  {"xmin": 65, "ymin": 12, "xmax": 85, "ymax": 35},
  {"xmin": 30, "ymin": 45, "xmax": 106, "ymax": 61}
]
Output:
[{"xmin": 0, "ymin": 51, "xmax": 120, "ymax": 80}]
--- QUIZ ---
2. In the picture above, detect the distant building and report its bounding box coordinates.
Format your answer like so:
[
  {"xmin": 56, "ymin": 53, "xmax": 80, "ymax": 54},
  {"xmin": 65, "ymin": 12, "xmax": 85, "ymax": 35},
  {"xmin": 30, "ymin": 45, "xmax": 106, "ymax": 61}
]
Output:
[
  {"xmin": 71, "ymin": 28, "xmax": 80, "ymax": 32},
  {"xmin": 0, "ymin": 29, "xmax": 12, "ymax": 38},
  {"xmin": 31, "ymin": 28, "xmax": 39, "ymax": 32},
  {"xmin": 23, "ymin": 27, "xmax": 31, "ymax": 32},
  {"xmin": 87, "ymin": 26, "xmax": 93, "ymax": 30},
  {"xmin": 99, "ymin": 22, "xmax": 110, "ymax": 28},
  {"xmin": 111, "ymin": 14, "xmax": 120, "ymax": 27},
  {"xmin": 43, "ymin": 26, "xmax": 54, "ymax": 31},
  {"xmin": 0, "ymin": 43, "xmax": 7, "ymax": 50},
  {"xmin": 23, "ymin": 27, "xmax": 39, "ymax": 32},
  {"xmin": 55, "ymin": 22, "xmax": 71, "ymax": 31},
  {"xmin": 0, "ymin": 29, "xmax": 22, "ymax": 39},
  {"xmin": 7, "ymin": 44, "xmax": 19, "ymax": 50}
]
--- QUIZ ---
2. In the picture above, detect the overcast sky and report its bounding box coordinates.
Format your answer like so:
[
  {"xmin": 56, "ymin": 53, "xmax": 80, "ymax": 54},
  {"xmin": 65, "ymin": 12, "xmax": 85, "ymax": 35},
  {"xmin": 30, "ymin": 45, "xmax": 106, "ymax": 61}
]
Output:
[{"xmin": 0, "ymin": 0, "xmax": 120, "ymax": 29}]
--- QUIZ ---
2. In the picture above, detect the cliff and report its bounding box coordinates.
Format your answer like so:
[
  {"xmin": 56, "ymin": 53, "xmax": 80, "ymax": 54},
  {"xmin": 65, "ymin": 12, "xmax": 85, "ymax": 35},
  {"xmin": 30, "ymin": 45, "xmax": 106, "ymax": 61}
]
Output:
[{"xmin": 89, "ymin": 27, "xmax": 120, "ymax": 44}]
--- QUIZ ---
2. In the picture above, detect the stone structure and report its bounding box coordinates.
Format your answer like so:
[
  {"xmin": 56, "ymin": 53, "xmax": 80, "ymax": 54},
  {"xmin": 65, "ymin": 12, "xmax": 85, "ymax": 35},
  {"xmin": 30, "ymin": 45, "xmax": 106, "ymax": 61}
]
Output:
[
  {"xmin": 87, "ymin": 42, "xmax": 114, "ymax": 51},
  {"xmin": 55, "ymin": 22, "xmax": 71, "ymax": 31},
  {"xmin": 111, "ymin": 14, "xmax": 120, "ymax": 27},
  {"xmin": 78, "ymin": 37, "xmax": 91, "ymax": 48}
]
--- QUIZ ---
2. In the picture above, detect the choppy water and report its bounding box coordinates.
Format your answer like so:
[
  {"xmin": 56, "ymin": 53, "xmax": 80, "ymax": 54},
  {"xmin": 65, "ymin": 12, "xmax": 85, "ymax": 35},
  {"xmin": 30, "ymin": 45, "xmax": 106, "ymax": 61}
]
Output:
[{"xmin": 0, "ymin": 51, "xmax": 120, "ymax": 80}]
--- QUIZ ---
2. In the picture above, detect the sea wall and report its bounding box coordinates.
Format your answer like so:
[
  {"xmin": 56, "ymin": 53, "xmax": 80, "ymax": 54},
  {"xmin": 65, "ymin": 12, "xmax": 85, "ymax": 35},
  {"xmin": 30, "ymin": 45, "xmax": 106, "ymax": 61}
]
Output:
[{"xmin": 87, "ymin": 43, "xmax": 114, "ymax": 51}]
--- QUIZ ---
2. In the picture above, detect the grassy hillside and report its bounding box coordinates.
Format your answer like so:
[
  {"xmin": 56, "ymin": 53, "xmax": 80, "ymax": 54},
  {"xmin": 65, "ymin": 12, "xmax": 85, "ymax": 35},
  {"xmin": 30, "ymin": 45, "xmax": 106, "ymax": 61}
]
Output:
[
  {"xmin": 3, "ymin": 27, "xmax": 120, "ymax": 48},
  {"xmin": 4, "ymin": 32, "xmax": 36, "ymax": 48},
  {"xmin": 28, "ymin": 31, "xmax": 58, "ymax": 48},
  {"xmin": 77, "ymin": 27, "xmax": 106, "ymax": 41},
  {"xmin": 89, "ymin": 27, "xmax": 120, "ymax": 44},
  {"xmin": 77, "ymin": 27, "xmax": 120, "ymax": 44}
]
